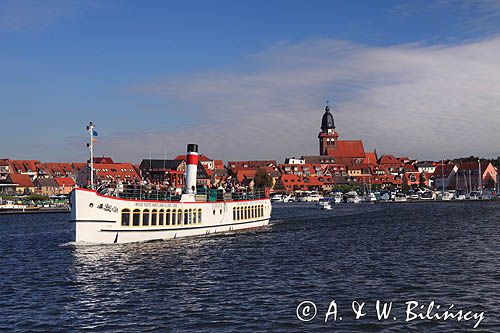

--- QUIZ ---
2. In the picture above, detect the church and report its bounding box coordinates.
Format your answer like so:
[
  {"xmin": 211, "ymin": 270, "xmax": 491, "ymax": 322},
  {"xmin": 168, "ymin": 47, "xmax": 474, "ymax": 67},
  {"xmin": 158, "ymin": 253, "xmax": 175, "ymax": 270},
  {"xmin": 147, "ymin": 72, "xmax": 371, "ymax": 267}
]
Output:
[{"xmin": 303, "ymin": 104, "xmax": 377, "ymax": 167}]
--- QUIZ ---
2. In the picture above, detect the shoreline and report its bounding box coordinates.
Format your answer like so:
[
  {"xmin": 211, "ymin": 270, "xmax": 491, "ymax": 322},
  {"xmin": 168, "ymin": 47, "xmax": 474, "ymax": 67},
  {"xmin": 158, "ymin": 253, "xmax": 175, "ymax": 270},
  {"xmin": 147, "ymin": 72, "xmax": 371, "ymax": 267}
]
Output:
[{"xmin": 0, "ymin": 208, "xmax": 70, "ymax": 215}]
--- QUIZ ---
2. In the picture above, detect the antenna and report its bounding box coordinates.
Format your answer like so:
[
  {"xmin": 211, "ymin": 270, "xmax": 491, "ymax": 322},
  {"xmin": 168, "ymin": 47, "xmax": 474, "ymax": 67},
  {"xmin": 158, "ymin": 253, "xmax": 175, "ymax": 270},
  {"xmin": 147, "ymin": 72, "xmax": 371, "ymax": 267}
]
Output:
[{"xmin": 86, "ymin": 122, "xmax": 95, "ymax": 190}]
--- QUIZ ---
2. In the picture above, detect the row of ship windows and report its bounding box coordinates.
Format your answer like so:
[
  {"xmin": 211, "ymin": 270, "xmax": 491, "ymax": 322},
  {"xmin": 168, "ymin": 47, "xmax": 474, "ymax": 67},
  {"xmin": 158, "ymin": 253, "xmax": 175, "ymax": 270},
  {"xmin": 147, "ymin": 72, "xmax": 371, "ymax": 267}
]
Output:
[
  {"xmin": 233, "ymin": 205, "xmax": 264, "ymax": 221},
  {"xmin": 121, "ymin": 208, "xmax": 202, "ymax": 227}
]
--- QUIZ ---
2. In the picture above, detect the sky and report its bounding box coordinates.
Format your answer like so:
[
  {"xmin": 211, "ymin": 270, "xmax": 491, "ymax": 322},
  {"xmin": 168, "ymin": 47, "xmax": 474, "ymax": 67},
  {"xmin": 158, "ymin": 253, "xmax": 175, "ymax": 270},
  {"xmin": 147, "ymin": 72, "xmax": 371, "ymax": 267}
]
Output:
[{"xmin": 1, "ymin": 0, "xmax": 500, "ymax": 163}]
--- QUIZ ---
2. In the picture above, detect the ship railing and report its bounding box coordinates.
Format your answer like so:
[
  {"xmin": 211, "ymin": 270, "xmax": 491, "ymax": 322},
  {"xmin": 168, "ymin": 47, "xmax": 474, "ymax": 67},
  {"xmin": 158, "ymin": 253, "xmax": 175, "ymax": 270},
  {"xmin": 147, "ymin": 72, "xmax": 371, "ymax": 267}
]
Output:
[
  {"xmin": 96, "ymin": 184, "xmax": 182, "ymax": 201},
  {"xmin": 95, "ymin": 184, "xmax": 268, "ymax": 202}
]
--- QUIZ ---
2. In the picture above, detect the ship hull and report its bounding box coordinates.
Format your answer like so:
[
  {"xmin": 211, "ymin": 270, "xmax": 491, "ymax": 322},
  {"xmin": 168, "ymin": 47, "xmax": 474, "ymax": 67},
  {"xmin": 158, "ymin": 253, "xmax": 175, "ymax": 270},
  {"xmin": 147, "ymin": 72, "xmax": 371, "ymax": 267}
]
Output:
[{"xmin": 70, "ymin": 188, "xmax": 271, "ymax": 244}]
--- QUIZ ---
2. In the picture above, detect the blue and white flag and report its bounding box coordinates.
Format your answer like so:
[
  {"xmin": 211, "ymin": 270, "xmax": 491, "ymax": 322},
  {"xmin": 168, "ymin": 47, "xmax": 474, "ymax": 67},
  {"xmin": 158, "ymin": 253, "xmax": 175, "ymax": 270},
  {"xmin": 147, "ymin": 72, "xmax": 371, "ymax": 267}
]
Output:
[{"xmin": 93, "ymin": 130, "xmax": 98, "ymax": 137}]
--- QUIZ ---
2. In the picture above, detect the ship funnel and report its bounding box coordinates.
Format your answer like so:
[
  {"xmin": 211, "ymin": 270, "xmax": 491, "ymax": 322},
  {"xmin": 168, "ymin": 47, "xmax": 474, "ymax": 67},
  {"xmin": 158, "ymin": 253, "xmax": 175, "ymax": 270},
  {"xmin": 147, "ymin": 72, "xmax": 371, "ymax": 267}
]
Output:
[{"xmin": 185, "ymin": 144, "xmax": 198, "ymax": 194}]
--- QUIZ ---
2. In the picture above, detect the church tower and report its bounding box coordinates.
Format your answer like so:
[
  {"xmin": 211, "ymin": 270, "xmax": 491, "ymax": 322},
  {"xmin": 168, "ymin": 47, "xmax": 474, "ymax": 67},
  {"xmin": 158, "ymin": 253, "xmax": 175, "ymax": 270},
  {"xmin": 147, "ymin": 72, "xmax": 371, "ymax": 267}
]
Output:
[{"xmin": 318, "ymin": 104, "xmax": 339, "ymax": 156}]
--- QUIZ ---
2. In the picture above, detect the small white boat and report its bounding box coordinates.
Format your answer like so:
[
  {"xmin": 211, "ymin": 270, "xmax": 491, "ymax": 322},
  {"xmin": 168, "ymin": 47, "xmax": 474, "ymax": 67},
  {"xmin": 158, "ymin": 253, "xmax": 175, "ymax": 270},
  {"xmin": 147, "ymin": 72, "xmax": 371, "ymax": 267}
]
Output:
[
  {"xmin": 363, "ymin": 192, "xmax": 377, "ymax": 202},
  {"xmin": 420, "ymin": 191, "xmax": 436, "ymax": 200},
  {"xmin": 317, "ymin": 198, "xmax": 331, "ymax": 208},
  {"xmin": 270, "ymin": 194, "xmax": 283, "ymax": 202},
  {"xmin": 0, "ymin": 200, "xmax": 28, "ymax": 210},
  {"xmin": 298, "ymin": 193, "xmax": 324, "ymax": 202},
  {"xmin": 282, "ymin": 194, "xmax": 295, "ymax": 202},
  {"xmin": 332, "ymin": 192, "xmax": 343, "ymax": 204},
  {"xmin": 440, "ymin": 191, "xmax": 454, "ymax": 201},
  {"xmin": 394, "ymin": 192, "xmax": 407, "ymax": 202},
  {"xmin": 320, "ymin": 202, "xmax": 332, "ymax": 210},
  {"xmin": 345, "ymin": 191, "xmax": 361, "ymax": 204}
]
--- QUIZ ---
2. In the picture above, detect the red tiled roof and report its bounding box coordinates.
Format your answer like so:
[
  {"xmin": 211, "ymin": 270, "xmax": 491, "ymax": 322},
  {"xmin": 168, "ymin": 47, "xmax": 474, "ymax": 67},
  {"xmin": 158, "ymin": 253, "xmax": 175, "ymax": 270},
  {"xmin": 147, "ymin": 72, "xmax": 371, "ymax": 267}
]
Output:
[
  {"xmin": 458, "ymin": 161, "xmax": 490, "ymax": 173},
  {"xmin": 7, "ymin": 174, "xmax": 35, "ymax": 187},
  {"xmin": 331, "ymin": 140, "xmax": 366, "ymax": 158},
  {"xmin": 72, "ymin": 163, "xmax": 87, "ymax": 173},
  {"xmin": 362, "ymin": 152, "xmax": 377, "ymax": 165},
  {"xmin": 54, "ymin": 177, "xmax": 76, "ymax": 187},
  {"xmin": 235, "ymin": 169, "xmax": 257, "ymax": 183},
  {"xmin": 93, "ymin": 163, "xmax": 141, "ymax": 181},
  {"xmin": 175, "ymin": 154, "xmax": 212, "ymax": 162},
  {"xmin": 93, "ymin": 156, "xmax": 115, "ymax": 164},
  {"xmin": 433, "ymin": 164, "xmax": 456, "ymax": 178},
  {"xmin": 44, "ymin": 163, "xmax": 74, "ymax": 176},
  {"xmin": 10, "ymin": 160, "xmax": 40, "ymax": 173}
]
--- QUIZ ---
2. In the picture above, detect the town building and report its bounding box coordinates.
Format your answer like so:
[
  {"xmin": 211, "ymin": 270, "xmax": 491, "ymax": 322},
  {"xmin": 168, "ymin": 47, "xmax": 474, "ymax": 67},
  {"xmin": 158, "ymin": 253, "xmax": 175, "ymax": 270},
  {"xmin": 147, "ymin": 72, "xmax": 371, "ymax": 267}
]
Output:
[
  {"xmin": 54, "ymin": 177, "xmax": 76, "ymax": 194},
  {"xmin": 433, "ymin": 164, "xmax": 458, "ymax": 190},
  {"xmin": 455, "ymin": 161, "xmax": 497, "ymax": 191},
  {"xmin": 5, "ymin": 174, "xmax": 36, "ymax": 194},
  {"xmin": 34, "ymin": 177, "xmax": 59, "ymax": 196}
]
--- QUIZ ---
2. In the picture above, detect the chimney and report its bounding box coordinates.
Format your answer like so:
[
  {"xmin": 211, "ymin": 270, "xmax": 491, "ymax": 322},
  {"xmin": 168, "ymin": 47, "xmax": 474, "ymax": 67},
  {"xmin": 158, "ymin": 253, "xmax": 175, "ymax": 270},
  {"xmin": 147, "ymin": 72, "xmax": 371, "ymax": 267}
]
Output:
[{"xmin": 185, "ymin": 144, "xmax": 198, "ymax": 194}]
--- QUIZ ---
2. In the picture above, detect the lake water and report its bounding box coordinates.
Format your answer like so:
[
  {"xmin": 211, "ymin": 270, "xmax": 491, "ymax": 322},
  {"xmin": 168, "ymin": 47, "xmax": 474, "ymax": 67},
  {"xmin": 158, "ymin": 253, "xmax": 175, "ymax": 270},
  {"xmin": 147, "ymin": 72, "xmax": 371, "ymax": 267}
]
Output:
[{"xmin": 0, "ymin": 202, "xmax": 499, "ymax": 332}]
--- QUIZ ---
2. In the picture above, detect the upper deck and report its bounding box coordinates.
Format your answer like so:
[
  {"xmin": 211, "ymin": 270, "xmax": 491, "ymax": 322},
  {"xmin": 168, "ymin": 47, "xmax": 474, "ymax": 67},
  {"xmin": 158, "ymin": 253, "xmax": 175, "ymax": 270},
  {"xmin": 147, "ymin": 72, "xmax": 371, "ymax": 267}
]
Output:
[{"xmin": 95, "ymin": 184, "xmax": 268, "ymax": 203}]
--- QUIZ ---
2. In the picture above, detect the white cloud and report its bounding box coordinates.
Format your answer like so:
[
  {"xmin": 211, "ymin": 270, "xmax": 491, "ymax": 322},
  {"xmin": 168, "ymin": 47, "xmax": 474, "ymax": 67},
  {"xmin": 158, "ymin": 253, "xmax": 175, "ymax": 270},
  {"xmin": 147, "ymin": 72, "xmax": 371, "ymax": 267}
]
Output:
[
  {"xmin": 112, "ymin": 37, "xmax": 500, "ymax": 163},
  {"xmin": 0, "ymin": 0, "xmax": 104, "ymax": 31}
]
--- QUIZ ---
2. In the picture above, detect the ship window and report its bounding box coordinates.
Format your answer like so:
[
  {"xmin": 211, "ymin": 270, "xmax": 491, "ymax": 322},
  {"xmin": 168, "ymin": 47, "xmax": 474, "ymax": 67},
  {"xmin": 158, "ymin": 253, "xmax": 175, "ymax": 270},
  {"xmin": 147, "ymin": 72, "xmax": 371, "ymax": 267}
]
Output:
[
  {"xmin": 170, "ymin": 209, "xmax": 176, "ymax": 225},
  {"xmin": 244, "ymin": 207, "xmax": 248, "ymax": 219},
  {"xmin": 184, "ymin": 209, "xmax": 189, "ymax": 225},
  {"xmin": 159, "ymin": 209, "xmax": 164, "ymax": 226},
  {"xmin": 193, "ymin": 209, "xmax": 197, "ymax": 224},
  {"xmin": 121, "ymin": 209, "xmax": 130, "ymax": 226},
  {"xmin": 233, "ymin": 208, "xmax": 236, "ymax": 220},
  {"xmin": 237, "ymin": 207, "xmax": 240, "ymax": 220},
  {"xmin": 198, "ymin": 209, "xmax": 202, "ymax": 224},
  {"xmin": 133, "ymin": 209, "xmax": 140, "ymax": 226},
  {"xmin": 213, "ymin": 209, "xmax": 216, "ymax": 215},
  {"xmin": 143, "ymin": 209, "xmax": 150, "ymax": 226},
  {"xmin": 177, "ymin": 210, "xmax": 182, "ymax": 225},
  {"xmin": 189, "ymin": 209, "xmax": 193, "ymax": 224},
  {"xmin": 151, "ymin": 209, "xmax": 157, "ymax": 226}
]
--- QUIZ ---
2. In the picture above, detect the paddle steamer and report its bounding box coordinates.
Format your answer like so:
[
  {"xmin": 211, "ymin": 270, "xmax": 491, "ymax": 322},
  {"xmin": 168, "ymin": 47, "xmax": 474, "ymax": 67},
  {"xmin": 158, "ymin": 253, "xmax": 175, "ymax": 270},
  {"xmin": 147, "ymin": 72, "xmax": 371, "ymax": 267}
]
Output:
[{"xmin": 70, "ymin": 124, "xmax": 271, "ymax": 244}]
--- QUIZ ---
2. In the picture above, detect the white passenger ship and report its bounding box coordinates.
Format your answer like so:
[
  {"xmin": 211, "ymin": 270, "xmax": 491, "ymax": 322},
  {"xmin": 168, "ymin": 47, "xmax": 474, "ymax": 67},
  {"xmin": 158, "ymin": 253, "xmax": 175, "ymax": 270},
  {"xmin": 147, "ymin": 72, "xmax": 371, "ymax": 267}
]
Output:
[{"xmin": 70, "ymin": 127, "xmax": 271, "ymax": 244}]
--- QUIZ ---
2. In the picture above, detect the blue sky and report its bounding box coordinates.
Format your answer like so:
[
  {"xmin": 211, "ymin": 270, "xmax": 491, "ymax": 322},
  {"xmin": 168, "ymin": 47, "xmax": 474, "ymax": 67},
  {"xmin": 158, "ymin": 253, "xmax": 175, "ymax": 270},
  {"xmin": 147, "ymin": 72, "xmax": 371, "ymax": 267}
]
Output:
[{"xmin": 1, "ymin": 0, "xmax": 500, "ymax": 162}]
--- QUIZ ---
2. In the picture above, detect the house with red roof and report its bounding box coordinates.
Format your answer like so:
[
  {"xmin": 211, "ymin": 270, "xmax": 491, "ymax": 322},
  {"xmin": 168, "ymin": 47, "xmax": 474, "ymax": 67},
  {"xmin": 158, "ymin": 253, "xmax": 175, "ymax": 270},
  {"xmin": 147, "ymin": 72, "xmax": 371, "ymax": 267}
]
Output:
[
  {"xmin": 5, "ymin": 174, "xmax": 36, "ymax": 194},
  {"xmin": 54, "ymin": 177, "xmax": 76, "ymax": 194},
  {"xmin": 93, "ymin": 156, "xmax": 115, "ymax": 164},
  {"xmin": 0, "ymin": 159, "xmax": 13, "ymax": 180},
  {"xmin": 433, "ymin": 164, "xmax": 458, "ymax": 190},
  {"xmin": 44, "ymin": 163, "xmax": 76, "ymax": 178},
  {"xmin": 34, "ymin": 177, "xmax": 59, "ymax": 196},
  {"xmin": 456, "ymin": 161, "xmax": 497, "ymax": 191},
  {"xmin": 77, "ymin": 163, "xmax": 142, "ymax": 187}
]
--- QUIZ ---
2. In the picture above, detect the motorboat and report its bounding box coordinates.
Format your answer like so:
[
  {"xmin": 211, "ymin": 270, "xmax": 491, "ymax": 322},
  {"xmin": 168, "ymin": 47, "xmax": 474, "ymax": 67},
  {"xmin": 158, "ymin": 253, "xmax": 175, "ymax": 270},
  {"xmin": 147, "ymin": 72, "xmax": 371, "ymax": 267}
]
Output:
[
  {"xmin": 345, "ymin": 190, "xmax": 361, "ymax": 204},
  {"xmin": 298, "ymin": 193, "xmax": 324, "ymax": 202},
  {"xmin": 270, "ymin": 194, "xmax": 283, "ymax": 202},
  {"xmin": 363, "ymin": 192, "xmax": 377, "ymax": 203},
  {"xmin": 420, "ymin": 191, "xmax": 436, "ymax": 200},
  {"xmin": 394, "ymin": 192, "xmax": 407, "ymax": 202}
]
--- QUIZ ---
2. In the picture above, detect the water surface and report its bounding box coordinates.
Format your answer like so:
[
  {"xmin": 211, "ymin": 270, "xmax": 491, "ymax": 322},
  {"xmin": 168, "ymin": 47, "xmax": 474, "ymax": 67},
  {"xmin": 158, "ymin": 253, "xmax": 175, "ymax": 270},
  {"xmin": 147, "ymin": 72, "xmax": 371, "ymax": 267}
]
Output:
[{"xmin": 0, "ymin": 202, "xmax": 499, "ymax": 332}]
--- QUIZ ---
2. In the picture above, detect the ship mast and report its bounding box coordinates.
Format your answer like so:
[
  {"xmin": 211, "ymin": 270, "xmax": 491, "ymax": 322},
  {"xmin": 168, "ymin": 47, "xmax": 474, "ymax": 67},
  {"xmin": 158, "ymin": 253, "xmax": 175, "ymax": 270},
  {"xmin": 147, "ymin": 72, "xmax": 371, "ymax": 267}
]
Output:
[{"xmin": 86, "ymin": 122, "xmax": 96, "ymax": 190}]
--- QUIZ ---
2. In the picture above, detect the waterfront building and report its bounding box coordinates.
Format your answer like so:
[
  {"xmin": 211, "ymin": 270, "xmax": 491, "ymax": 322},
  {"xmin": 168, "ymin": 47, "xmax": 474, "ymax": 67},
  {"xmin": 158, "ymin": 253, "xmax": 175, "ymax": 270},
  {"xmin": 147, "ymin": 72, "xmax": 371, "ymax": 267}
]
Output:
[
  {"xmin": 44, "ymin": 162, "xmax": 77, "ymax": 178},
  {"xmin": 455, "ymin": 161, "xmax": 497, "ymax": 191},
  {"xmin": 5, "ymin": 174, "xmax": 35, "ymax": 194},
  {"xmin": 33, "ymin": 177, "xmax": 59, "ymax": 196},
  {"xmin": 433, "ymin": 164, "xmax": 458, "ymax": 190},
  {"xmin": 284, "ymin": 157, "xmax": 305, "ymax": 165},
  {"xmin": 77, "ymin": 162, "xmax": 142, "ymax": 187},
  {"xmin": 54, "ymin": 177, "xmax": 76, "ymax": 195},
  {"xmin": 0, "ymin": 159, "xmax": 12, "ymax": 180},
  {"xmin": 415, "ymin": 161, "xmax": 437, "ymax": 174},
  {"xmin": 93, "ymin": 156, "xmax": 115, "ymax": 164}
]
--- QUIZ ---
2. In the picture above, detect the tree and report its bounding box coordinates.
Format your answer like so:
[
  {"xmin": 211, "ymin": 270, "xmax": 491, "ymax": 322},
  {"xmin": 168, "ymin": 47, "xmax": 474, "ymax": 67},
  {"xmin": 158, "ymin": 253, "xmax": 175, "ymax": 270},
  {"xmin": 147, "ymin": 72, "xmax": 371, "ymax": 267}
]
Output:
[
  {"xmin": 253, "ymin": 168, "xmax": 273, "ymax": 189},
  {"xmin": 419, "ymin": 172, "xmax": 427, "ymax": 189}
]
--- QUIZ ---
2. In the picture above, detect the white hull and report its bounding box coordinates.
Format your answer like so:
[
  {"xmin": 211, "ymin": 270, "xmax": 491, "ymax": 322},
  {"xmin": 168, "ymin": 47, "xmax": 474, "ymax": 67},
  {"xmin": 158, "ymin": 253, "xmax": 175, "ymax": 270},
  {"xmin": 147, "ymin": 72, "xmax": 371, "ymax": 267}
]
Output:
[{"xmin": 71, "ymin": 189, "xmax": 271, "ymax": 244}]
